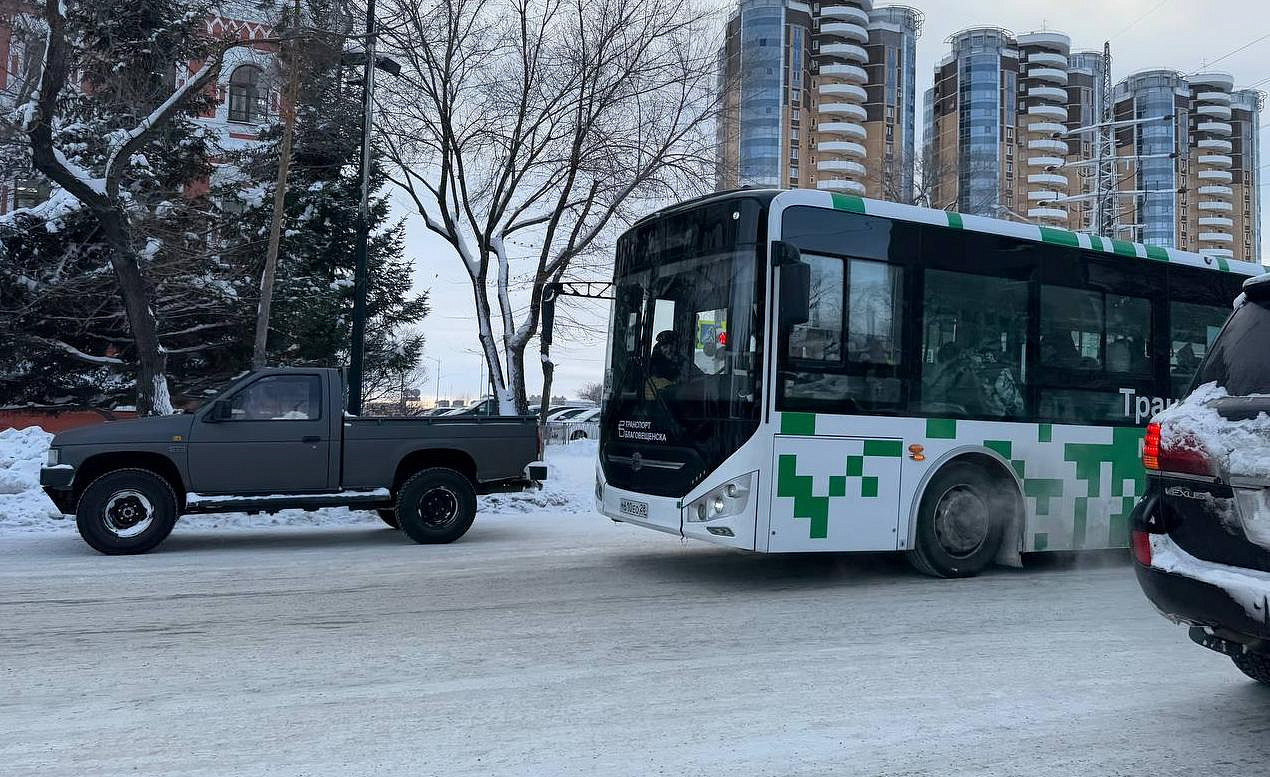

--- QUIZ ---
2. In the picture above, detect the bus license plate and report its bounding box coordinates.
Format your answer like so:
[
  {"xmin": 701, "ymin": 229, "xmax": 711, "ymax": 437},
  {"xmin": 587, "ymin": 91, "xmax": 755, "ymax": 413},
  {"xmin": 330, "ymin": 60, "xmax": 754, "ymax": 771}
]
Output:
[{"xmin": 619, "ymin": 498, "xmax": 648, "ymax": 519}]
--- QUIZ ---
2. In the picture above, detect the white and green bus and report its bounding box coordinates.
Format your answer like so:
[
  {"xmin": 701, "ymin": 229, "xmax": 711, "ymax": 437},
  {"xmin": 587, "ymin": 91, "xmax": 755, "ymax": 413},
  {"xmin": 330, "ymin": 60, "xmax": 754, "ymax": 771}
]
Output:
[{"xmin": 595, "ymin": 188, "xmax": 1263, "ymax": 576}]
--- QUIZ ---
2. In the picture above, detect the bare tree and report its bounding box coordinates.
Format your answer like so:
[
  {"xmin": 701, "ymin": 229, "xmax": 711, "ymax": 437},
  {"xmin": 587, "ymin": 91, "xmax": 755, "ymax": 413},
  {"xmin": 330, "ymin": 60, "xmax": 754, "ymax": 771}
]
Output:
[
  {"xmin": 577, "ymin": 381, "xmax": 603, "ymax": 403},
  {"xmin": 377, "ymin": 0, "xmax": 720, "ymax": 415},
  {"xmin": 17, "ymin": 1, "xmax": 278, "ymax": 414}
]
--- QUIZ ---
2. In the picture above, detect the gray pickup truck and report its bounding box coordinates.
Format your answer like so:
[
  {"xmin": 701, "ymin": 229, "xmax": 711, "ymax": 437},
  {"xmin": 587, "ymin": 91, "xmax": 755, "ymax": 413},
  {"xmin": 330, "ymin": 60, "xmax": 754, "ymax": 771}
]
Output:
[{"xmin": 40, "ymin": 368, "xmax": 545, "ymax": 554}]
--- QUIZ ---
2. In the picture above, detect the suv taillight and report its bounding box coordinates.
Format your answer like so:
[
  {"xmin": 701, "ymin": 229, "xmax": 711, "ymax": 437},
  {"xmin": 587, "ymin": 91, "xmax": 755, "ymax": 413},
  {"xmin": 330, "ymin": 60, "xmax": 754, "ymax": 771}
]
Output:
[
  {"xmin": 1144, "ymin": 421, "xmax": 1213, "ymax": 477},
  {"xmin": 1143, "ymin": 422, "xmax": 1161, "ymax": 470}
]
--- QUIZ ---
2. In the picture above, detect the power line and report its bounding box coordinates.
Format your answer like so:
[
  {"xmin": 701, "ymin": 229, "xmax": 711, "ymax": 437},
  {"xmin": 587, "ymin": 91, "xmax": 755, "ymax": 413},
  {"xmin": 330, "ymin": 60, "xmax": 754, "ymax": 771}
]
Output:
[
  {"xmin": 1189, "ymin": 33, "xmax": 1270, "ymax": 75},
  {"xmin": 1110, "ymin": 0, "xmax": 1171, "ymax": 40}
]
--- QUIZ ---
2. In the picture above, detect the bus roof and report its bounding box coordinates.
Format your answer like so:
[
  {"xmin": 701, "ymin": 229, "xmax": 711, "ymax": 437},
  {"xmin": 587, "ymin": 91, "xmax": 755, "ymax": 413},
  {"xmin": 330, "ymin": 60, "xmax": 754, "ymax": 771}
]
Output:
[{"xmin": 641, "ymin": 188, "xmax": 1265, "ymax": 277}]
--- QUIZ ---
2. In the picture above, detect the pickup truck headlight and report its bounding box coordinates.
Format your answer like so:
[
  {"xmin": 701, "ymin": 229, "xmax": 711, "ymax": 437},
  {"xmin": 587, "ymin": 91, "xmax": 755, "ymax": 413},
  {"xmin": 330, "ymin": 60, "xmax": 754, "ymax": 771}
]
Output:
[
  {"xmin": 685, "ymin": 472, "xmax": 754, "ymax": 522},
  {"xmin": 46, "ymin": 448, "xmax": 60, "ymax": 467}
]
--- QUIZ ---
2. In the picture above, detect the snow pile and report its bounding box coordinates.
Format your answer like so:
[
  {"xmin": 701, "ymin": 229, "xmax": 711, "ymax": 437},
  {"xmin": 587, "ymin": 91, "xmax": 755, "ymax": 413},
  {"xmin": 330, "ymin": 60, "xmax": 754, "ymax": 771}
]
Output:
[
  {"xmin": 0, "ymin": 428, "xmax": 599, "ymax": 535},
  {"xmin": 480, "ymin": 440, "xmax": 597, "ymax": 515},
  {"xmin": 1154, "ymin": 381, "xmax": 1270, "ymax": 479},
  {"xmin": 0, "ymin": 427, "xmax": 65, "ymax": 529}
]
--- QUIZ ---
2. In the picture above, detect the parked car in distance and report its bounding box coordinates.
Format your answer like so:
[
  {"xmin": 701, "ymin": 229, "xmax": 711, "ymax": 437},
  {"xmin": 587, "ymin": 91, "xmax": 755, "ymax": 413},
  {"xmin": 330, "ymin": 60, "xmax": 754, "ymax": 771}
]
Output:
[
  {"xmin": 547, "ymin": 407, "xmax": 601, "ymax": 442},
  {"xmin": 545, "ymin": 405, "xmax": 594, "ymax": 423},
  {"xmin": 41, "ymin": 368, "xmax": 546, "ymax": 555},
  {"xmin": 1132, "ymin": 274, "xmax": 1270, "ymax": 683},
  {"xmin": 529, "ymin": 401, "xmax": 593, "ymax": 417}
]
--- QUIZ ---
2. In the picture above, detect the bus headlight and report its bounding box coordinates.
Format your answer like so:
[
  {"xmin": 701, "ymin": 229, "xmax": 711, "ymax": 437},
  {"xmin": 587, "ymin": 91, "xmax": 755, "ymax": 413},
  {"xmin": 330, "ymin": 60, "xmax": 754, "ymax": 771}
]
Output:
[{"xmin": 685, "ymin": 472, "xmax": 755, "ymax": 522}]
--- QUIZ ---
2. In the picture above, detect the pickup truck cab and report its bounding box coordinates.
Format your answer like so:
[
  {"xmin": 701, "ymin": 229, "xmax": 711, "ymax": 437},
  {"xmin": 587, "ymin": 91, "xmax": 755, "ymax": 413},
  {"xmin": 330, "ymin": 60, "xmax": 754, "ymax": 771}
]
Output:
[{"xmin": 41, "ymin": 368, "xmax": 546, "ymax": 554}]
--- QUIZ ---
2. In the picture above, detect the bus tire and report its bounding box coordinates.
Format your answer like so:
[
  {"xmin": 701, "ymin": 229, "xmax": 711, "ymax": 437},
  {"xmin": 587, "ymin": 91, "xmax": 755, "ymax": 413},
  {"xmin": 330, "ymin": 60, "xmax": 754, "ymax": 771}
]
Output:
[
  {"xmin": 908, "ymin": 462, "xmax": 1007, "ymax": 578},
  {"xmin": 76, "ymin": 468, "xmax": 179, "ymax": 555},
  {"xmin": 395, "ymin": 468, "xmax": 477, "ymax": 545}
]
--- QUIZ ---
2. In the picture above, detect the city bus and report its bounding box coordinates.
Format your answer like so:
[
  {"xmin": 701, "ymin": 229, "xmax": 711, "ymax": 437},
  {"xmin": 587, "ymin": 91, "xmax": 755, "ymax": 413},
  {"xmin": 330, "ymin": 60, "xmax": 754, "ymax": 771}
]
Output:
[{"xmin": 594, "ymin": 188, "xmax": 1264, "ymax": 577}]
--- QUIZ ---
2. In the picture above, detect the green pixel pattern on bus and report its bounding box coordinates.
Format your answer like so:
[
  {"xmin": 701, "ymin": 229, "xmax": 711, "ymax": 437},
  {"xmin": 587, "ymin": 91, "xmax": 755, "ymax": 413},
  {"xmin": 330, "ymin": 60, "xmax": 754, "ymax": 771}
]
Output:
[{"xmin": 775, "ymin": 434, "xmax": 902, "ymax": 539}]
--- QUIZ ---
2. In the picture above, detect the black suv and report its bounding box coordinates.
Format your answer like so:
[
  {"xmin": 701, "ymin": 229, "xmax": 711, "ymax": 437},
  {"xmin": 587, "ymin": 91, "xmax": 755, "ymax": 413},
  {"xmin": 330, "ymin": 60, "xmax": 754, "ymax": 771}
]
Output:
[{"xmin": 1133, "ymin": 274, "xmax": 1270, "ymax": 683}]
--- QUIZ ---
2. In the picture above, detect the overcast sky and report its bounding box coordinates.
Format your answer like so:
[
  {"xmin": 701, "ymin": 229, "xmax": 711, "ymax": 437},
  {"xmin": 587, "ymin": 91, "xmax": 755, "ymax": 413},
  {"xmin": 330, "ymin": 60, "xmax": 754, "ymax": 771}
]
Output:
[{"xmin": 395, "ymin": 0, "xmax": 1270, "ymax": 402}]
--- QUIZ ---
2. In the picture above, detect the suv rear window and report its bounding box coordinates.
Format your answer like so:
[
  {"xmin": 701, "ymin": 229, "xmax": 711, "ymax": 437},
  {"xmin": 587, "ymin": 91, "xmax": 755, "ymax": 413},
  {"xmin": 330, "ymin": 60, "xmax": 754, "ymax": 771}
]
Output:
[{"xmin": 1193, "ymin": 299, "xmax": 1270, "ymax": 396}]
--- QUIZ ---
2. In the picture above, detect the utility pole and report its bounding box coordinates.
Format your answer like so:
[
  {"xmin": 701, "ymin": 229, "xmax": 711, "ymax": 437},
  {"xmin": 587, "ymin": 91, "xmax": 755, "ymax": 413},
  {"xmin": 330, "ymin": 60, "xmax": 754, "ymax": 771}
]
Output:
[
  {"xmin": 346, "ymin": 0, "xmax": 377, "ymax": 414},
  {"xmin": 1094, "ymin": 41, "xmax": 1117, "ymax": 238},
  {"xmin": 253, "ymin": 0, "xmax": 303, "ymax": 368}
]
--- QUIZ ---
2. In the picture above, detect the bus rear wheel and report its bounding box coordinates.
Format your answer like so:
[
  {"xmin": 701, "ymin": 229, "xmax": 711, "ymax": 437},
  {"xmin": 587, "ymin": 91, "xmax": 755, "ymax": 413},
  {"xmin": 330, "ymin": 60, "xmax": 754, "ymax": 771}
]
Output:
[{"xmin": 909, "ymin": 462, "xmax": 1008, "ymax": 578}]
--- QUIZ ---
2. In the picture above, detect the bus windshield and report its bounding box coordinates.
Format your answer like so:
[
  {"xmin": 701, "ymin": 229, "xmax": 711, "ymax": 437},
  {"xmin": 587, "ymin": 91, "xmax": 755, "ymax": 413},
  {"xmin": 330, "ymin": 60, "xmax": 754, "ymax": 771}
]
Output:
[{"xmin": 601, "ymin": 197, "xmax": 766, "ymax": 497}]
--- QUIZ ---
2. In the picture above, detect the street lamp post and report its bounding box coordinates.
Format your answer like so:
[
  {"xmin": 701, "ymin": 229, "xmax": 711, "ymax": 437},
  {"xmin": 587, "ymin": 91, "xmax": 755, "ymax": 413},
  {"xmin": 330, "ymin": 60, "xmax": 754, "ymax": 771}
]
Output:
[
  {"xmin": 346, "ymin": 0, "xmax": 378, "ymax": 415},
  {"xmin": 341, "ymin": 4, "xmax": 402, "ymax": 414}
]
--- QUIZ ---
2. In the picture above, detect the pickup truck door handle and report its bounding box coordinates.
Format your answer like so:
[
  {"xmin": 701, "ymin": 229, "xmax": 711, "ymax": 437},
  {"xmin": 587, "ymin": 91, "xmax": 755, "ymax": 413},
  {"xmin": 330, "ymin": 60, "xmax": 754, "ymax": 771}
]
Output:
[{"xmin": 301, "ymin": 435, "xmax": 321, "ymax": 443}]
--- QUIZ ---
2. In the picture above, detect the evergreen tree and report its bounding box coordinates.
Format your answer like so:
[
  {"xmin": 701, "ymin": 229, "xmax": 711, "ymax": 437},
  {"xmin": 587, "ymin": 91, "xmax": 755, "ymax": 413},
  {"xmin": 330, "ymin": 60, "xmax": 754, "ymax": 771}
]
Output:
[
  {"xmin": 1, "ymin": 0, "xmax": 251, "ymax": 407},
  {"xmin": 217, "ymin": 0, "xmax": 427, "ymax": 400}
]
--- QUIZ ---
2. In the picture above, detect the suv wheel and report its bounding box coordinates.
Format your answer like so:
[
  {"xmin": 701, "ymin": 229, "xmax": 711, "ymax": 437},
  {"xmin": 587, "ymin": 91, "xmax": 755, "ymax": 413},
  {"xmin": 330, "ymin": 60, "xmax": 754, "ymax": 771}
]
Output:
[
  {"xmin": 1232, "ymin": 651, "xmax": 1270, "ymax": 685},
  {"xmin": 76, "ymin": 469, "xmax": 179, "ymax": 555},
  {"xmin": 395, "ymin": 468, "xmax": 476, "ymax": 544}
]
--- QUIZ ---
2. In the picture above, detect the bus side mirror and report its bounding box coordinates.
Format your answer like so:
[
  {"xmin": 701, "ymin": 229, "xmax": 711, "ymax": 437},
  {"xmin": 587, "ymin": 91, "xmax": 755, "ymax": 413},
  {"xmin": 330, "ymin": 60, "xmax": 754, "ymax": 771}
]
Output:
[{"xmin": 774, "ymin": 242, "xmax": 809, "ymax": 328}]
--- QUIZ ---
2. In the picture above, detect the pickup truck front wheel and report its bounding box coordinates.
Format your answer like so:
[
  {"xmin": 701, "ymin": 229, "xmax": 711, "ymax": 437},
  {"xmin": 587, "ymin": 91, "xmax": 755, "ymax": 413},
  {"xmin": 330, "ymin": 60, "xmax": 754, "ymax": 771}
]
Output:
[
  {"xmin": 396, "ymin": 468, "xmax": 476, "ymax": 545},
  {"xmin": 76, "ymin": 469, "xmax": 179, "ymax": 555}
]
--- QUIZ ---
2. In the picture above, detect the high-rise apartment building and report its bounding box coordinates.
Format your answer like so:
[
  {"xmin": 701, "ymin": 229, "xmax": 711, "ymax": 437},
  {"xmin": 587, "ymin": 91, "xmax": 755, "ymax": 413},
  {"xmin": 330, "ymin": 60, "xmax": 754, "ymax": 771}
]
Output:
[
  {"xmin": 862, "ymin": 5, "xmax": 921, "ymax": 201},
  {"xmin": 716, "ymin": 0, "xmax": 920, "ymax": 200},
  {"xmin": 1113, "ymin": 70, "xmax": 1262, "ymax": 262},
  {"xmin": 926, "ymin": 28, "xmax": 1105, "ymax": 230}
]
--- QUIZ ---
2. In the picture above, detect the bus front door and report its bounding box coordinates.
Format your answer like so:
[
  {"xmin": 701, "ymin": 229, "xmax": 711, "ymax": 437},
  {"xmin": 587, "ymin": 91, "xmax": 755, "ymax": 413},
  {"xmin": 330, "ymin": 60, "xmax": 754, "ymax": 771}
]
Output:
[{"xmin": 767, "ymin": 434, "xmax": 904, "ymax": 552}]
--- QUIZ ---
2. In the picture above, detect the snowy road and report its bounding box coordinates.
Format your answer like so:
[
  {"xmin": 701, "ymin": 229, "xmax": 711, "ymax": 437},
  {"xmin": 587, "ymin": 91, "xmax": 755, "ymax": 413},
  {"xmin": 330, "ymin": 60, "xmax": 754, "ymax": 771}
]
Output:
[{"xmin": 1, "ymin": 514, "xmax": 1266, "ymax": 776}]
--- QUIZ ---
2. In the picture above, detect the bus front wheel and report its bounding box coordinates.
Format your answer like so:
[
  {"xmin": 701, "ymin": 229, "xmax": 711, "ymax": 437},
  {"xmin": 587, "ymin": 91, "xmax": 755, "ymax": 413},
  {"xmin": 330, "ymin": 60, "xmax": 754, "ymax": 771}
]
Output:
[{"xmin": 909, "ymin": 462, "xmax": 1008, "ymax": 578}]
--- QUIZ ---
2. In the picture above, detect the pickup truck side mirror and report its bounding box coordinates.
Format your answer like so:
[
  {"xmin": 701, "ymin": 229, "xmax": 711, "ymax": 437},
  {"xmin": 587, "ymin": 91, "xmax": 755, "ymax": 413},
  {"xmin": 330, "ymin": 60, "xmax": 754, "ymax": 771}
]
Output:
[{"xmin": 206, "ymin": 399, "xmax": 232, "ymax": 423}]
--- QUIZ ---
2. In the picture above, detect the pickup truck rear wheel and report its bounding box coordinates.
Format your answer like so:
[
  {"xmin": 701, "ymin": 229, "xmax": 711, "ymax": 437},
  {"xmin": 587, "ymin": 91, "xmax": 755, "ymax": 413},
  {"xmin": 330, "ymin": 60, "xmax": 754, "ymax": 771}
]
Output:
[
  {"xmin": 76, "ymin": 468, "xmax": 179, "ymax": 555},
  {"xmin": 396, "ymin": 468, "xmax": 476, "ymax": 544}
]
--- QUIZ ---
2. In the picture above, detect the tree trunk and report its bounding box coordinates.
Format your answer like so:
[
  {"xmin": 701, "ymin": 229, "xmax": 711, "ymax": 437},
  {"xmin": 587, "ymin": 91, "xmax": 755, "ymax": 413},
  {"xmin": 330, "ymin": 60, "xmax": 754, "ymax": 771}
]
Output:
[
  {"xmin": 536, "ymin": 338, "xmax": 554, "ymax": 457},
  {"xmin": 253, "ymin": 10, "xmax": 303, "ymax": 369},
  {"xmin": 469, "ymin": 273, "xmax": 514, "ymax": 414},
  {"xmin": 506, "ymin": 344, "xmax": 528, "ymax": 416},
  {"xmin": 97, "ymin": 206, "xmax": 171, "ymax": 415}
]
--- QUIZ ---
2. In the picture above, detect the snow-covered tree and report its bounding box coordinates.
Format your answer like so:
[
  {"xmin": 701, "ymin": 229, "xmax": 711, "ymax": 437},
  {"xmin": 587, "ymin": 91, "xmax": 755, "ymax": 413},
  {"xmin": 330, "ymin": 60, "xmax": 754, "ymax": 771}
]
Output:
[
  {"xmin": 2, "ymin": 0, "xmax": 260, "ymax": 409},
  {"xmin": 216, "ymin": 0, "xmax": 428, "ymax": 401}
]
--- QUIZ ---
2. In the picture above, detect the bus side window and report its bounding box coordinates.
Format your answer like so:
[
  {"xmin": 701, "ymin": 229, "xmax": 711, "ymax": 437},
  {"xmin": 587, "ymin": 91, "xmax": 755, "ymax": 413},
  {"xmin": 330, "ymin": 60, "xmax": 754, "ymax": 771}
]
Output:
[
  {"xmin": 1036, "ymin": 284, "xmax": 1155, "ymax": 424},
  {"xmin": 788, "ymin": 255, "xmax": 844, "ymax": 362},
  {"xmin": 780, "ymin": 255, "xmax": 905, "ymax": 414},
  {"xmin": 1170, "ymin": 301, "xmax": 1230, "ymax": 396},
  {"xmin": 919, "ymin": 269, "xmax": 1028, "ymax": 419}
]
